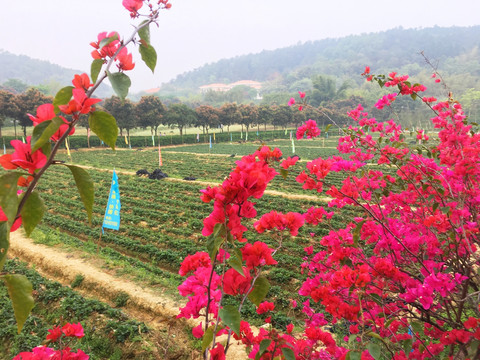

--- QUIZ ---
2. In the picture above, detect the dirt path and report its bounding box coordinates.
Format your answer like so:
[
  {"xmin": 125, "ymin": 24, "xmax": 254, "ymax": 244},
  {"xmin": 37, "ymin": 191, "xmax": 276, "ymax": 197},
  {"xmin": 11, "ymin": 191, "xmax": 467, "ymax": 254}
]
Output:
[
  {"xmin": 77, "ymin": 164, "xmax": 332, "ymax": 203},
  {"xmin": 9, "ymin": 231, "xmax": 249, "ymax": 359}
]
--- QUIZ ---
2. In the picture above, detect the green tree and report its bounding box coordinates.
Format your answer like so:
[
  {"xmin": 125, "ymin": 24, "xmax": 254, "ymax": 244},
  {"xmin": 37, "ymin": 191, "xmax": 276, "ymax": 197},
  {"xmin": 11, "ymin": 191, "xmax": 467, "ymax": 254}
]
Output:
[
  {"xmin": 14, "ymin": 87, "xmax": 52, "ymax": 137},
  {"xmin": 0, "ymin": 90, "xmax": 19, "ymax": 137},
  {"xmin": 102, "ymin": 96, "xmax": 136, "ymax": 139},
  {"xmin": 219, "ymin": 103, "xmax": 242, "ymax": 133},
  {"xmin": 257, "ymin": 104, "xmax": 274, "ymax": 131},
  {"xmin": 309, "ymin": 75, "xmax": 350, "ymax": 107},
  {"xmin": 164, "ymin": 103, "xmax": 197, "ymax": 139},
  {"xmin": 272, "ymin": 104, "xmax": 293, "ymax": 130},
  {"xmin": 238, "ymin": 104, "xmax": 258, "ymax": 134},
  {"xmin": 195, "ymin": 105, "xmax": 220, "ymax": 135},
  {"xmin": 1, "ymin": 79, "xmax": 29, "ymax": 94},
  {"xmin": 135, "ymin": 95, "xmax": 166, "ymax": 136}
]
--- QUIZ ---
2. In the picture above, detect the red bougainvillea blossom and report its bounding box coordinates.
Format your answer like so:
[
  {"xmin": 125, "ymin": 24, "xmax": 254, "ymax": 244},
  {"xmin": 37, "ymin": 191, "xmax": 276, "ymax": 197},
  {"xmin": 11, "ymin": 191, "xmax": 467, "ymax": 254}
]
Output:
[
  {"xmin": 0, "ymin": 137, "xmax": 47, "ymax": 174},
  {"xmin": 0, "ymin": 206, "xmax": 22, "ymax": 232},
  {"xmin": 122, "ymin": 0, "xmax": 143, "ymax": 13},
  {"xmin": 28, "ymin": 104, "xmax": 75, "ymax": 141},
  {"xmin": 254, "ymin": 210, "xmax": 304, "ymax": 236},
  {"xmin": 90, "ymin": 31, "xmax": 120, "ymax": 59},
  {"xmin": 296, "ymin": 119, "xmax": 321, "ymax": 140}
]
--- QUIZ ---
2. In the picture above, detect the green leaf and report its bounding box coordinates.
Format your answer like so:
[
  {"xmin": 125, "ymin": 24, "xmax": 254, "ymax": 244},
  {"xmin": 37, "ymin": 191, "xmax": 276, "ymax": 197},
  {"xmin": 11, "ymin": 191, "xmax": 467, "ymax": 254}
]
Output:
[
  {"xmin": 410, "ymin": 321, "xmax": 423, "ymax": 335},
  {"xmin": 401, "ymin": 338, "xmax": 413, "ymax": 355},
  {"xmin": 139, "ymin": 43, "xmax": 157, "ymax": 73},
  {"xmin": 2, "ymin": 274, "xmax": 34, "ymax": 333},
  {"xmin": 352, "ymin": 220, "xmax": 366, "ymax": 248},
  {"xmin": 138, "ymin": 20, "xmax": 151, "ymax": 44},
  {"xmin": 280, "ymin": 168, "xmax": 288, "ymax": 180},
  {"xmin": 228, "ymin": 254, "xmax": 245, "ymax": 277},
  {"xmin": 41, "ymin": 141, "xmax": 51, "ymax": 159},
  {"xmin": 366, "ymin": 331, "xmax": 383, "ymax": 341},
  {"xmin": 255, "ymin": 339, "xmax": 272, "ymax": 360},
  {"xmin": 31, "ymin": 117, "xmax": 65, "ymax": 152},
  {"xmin": 99, "ymin": 33, "xmax": 119, "ymax": 49},
  {"xmin": 0, "ymin": 172, "xmax": 21, "ymax": 223},
  {"xmin": 91, "ymin": 59, "xmax": 104, "ymax": 84},
  {"xmin": 281, "ymin": 347, "xmax": 295, "ymax": 360},
  {"xmin": 53, "ymin": 86, "xmax": 73, "ymax": 114},
  {"xmin": 368, "ymin": 293, "xmax": 383, "ymax": 305},
  {"xmin": 248, "ymin": 276, "xmax": 270, "ymax": 306},
  {"xmin": 20, "ymin": 191, "xmax": 45, "ymax": 237},
  {"xmin": 63, "ymin": 165, "xmax": 94, "ymax": 224},
  {"xmin": 410, "ymin": 93, "xmax": 417, "ymax": 101},
  {"xmin": 88, "ymin": 110, "xmax": 118, "ymax": 150},
  {"xmin": 206, "ymin": 223, "xmax": 226, "ymax": 261},
  {"xmin": 201, "ymin": 326, "xmax": 214, "ymax": 352},
  {"xmin": 0, "ymin": 222, "xmax": 9, "ymax": 270},
  {"xmin": 107, "ymin": 71, "xmax": 131, "ymax": 100},
  {"xmin": 347, "ymin": 350, "xmax": 361, "ymax": 360},
  {"xmin": 325, "ymin": 123, "xmax": 332, "ymax": 133},
  {"xmin": 366, "ymin": 343, "xmax": 382, "ymax": 360},
  {"xmin": 468, "ymin": 340, "xmax": 480, "ymax": 357},
  {"xmin": 218, "ymin": 305, "xmax": 240, "ymax": 336}
]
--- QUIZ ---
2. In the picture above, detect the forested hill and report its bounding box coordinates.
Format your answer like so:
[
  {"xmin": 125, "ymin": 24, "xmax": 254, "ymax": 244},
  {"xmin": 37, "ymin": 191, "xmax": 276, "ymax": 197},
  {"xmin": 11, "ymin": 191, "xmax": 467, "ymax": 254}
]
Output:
[
  {"xmin": 167, "ymin": 26, "xmax": 480, "ymax": 89},
  {"xmin": 0, "ymin": 50, "xmax": 112, "ymax": 97},
  {"xmin": 0, "ymin": 51, "xmax": 79, "ymax": 86}
]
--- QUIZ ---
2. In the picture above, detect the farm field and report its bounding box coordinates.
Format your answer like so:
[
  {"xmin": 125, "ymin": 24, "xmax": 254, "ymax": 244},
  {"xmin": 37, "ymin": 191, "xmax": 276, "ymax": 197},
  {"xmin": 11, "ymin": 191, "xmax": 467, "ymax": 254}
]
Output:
[
  {"xmin": 41, "ymin": 141, "xmax": 363, "ymax": 302},
  {"xmin": 54, "ymin": 138, "xmax": 357, "ymax": 196},
  {"xmin": 6, "ymin": 139, "xmax": 366, "ymax": 358}
]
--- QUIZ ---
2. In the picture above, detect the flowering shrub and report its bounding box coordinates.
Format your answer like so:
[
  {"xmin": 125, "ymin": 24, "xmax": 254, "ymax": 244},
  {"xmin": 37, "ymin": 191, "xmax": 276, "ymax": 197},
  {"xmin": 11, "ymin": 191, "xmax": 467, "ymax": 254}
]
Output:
[
  {"xmin": 13, "ymin": 323, "xmax": 88, "ymax": 360},
  {"xmin": 178, "ymin": 68, "xmax": 480, "ymax": 359}
]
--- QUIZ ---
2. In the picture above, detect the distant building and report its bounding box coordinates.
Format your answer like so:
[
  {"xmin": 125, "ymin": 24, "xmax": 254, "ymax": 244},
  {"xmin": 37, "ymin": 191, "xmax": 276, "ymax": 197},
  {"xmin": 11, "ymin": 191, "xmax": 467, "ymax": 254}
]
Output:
[
  {"xmin": 199, "ymin": 83, "xmax": 231, "ymax": 92},
  {"xmin": 199, "ymin": 80, "xmax": 262, "ymax": 93},
  {"xmin": 144, "ymin": 87, "xmax": 161, "ymax": 94}
]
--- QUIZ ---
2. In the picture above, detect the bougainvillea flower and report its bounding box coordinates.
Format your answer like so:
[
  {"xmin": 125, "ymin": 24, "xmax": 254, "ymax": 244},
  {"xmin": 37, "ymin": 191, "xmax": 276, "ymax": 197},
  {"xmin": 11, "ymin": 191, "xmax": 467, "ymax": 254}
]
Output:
[
  {"xmin": 61, "ymin": 323, "xmax": 85, "ymax": 338},
  {"xmin": 375, "ymin": 93, "xmax": 397, "ymax": 109},
  {"xmin": 296, "ymin": 119, "xmax": 321, "ymax": 140},
  {"xmin": 256, "ymin": 301, "xmax": 275, "ymax": 314},
  {"xmin": 242, "ymin": 241, "xmax": 277, "ymax": 269},
  {"xmin": 0, "ymin": 206, "xmax": 22, "ymax": 232},
  {"xmin": 122, "ymin": 0, "xmax": 143, "ymax": 13},
  {"xmin": 7, "ymin": 137, "xmax": 47, "ymax": 174},
  {"xmin": 90, "ymin": 31, "xmax": 120, "ymax": 59},
  {"xmin": 192, "ymin": 323, "xmax": 204, "ymax": 339},
  {"xmin": 28, "ymin": 104, "xmax": 75, "ymax": 141},
  {"xmin": 280, "ymin": 156, "xmax": 299, "ymax": 170},
  {"xmin": 178, "ymin": 252, "xmax": 211, "ymax": 276},
  {"xmin": 223, "ymin": 267, "xmax": 252, "ymax": 296},
  {"xmin": 116, "ymin": 47, "xmax": 135, "ymax": 71},
  {"xmin": 72, "ymin": 73, "xmax": 94, "ymax": 90},
  {"xmin": 59, "ymin": 89, "xmax": 101, "ymax": 115},
  {"xmin": 288, "ymin": 97, "xmax": 296, "ymax": 106},
  {"xmin": 298, "ymin": 91, "xmax": 306, "ymax": 98},
  {"xmin": 209, "ymin": 343, "xmax": 225, "ymax": 360},
  {"xmin": 46, "ymin": 326, "xmax": 63, "ymax": 342}
]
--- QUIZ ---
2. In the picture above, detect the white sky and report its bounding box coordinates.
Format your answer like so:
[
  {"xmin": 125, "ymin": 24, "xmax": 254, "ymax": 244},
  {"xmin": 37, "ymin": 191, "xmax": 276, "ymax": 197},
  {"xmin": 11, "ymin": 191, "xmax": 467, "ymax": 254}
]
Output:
[{"xmin": 1, "ymin": 0, "xmax": 480, "ymax": 92}]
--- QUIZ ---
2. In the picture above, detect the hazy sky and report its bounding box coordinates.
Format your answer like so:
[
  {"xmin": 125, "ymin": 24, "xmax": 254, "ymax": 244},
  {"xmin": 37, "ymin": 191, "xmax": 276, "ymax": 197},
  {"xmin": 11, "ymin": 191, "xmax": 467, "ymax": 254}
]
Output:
[{"xmin": 2, "ymin": 0, "xmax": 480, "ymax": 92}]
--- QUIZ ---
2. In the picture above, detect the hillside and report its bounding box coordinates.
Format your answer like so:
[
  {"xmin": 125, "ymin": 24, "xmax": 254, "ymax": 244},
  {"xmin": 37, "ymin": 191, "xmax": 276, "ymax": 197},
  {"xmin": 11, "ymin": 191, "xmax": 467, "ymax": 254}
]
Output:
[
  {"xmin": 0, "ymin": 50, "xmax": 112, "ymax": 98},
  {"xmin": 165, "ymin": 26, "xmax": 480, "ymax": 92}
]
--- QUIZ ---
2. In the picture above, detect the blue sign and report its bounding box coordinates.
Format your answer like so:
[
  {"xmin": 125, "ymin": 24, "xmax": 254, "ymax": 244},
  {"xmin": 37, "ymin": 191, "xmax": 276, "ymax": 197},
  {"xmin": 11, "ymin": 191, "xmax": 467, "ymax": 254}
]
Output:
[{"xmin": 102, "ymin": 170, "xmax": 121, "ymax": 233}]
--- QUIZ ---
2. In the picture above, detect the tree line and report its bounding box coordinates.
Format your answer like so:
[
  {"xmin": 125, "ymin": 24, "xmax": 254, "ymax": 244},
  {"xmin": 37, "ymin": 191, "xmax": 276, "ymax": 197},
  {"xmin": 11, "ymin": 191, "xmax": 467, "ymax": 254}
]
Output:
[{"xmin": 0, "ymin": 89, "xmax": 360, "ymax": 139}]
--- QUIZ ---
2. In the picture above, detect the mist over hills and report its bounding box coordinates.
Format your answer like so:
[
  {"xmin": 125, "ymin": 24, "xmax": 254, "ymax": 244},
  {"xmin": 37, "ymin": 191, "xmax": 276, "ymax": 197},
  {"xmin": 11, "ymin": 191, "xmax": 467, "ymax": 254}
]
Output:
[
  {"xmin": 163, "ymin": 26, "xmax": 480, "ymax": 93},
  {"xmin": 1, "ymin": 25, "xmax": 479, "ymax": 98},
  {"xmin": 0, "ymin": 51, "xmax": 112, "ymax": 98}
]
